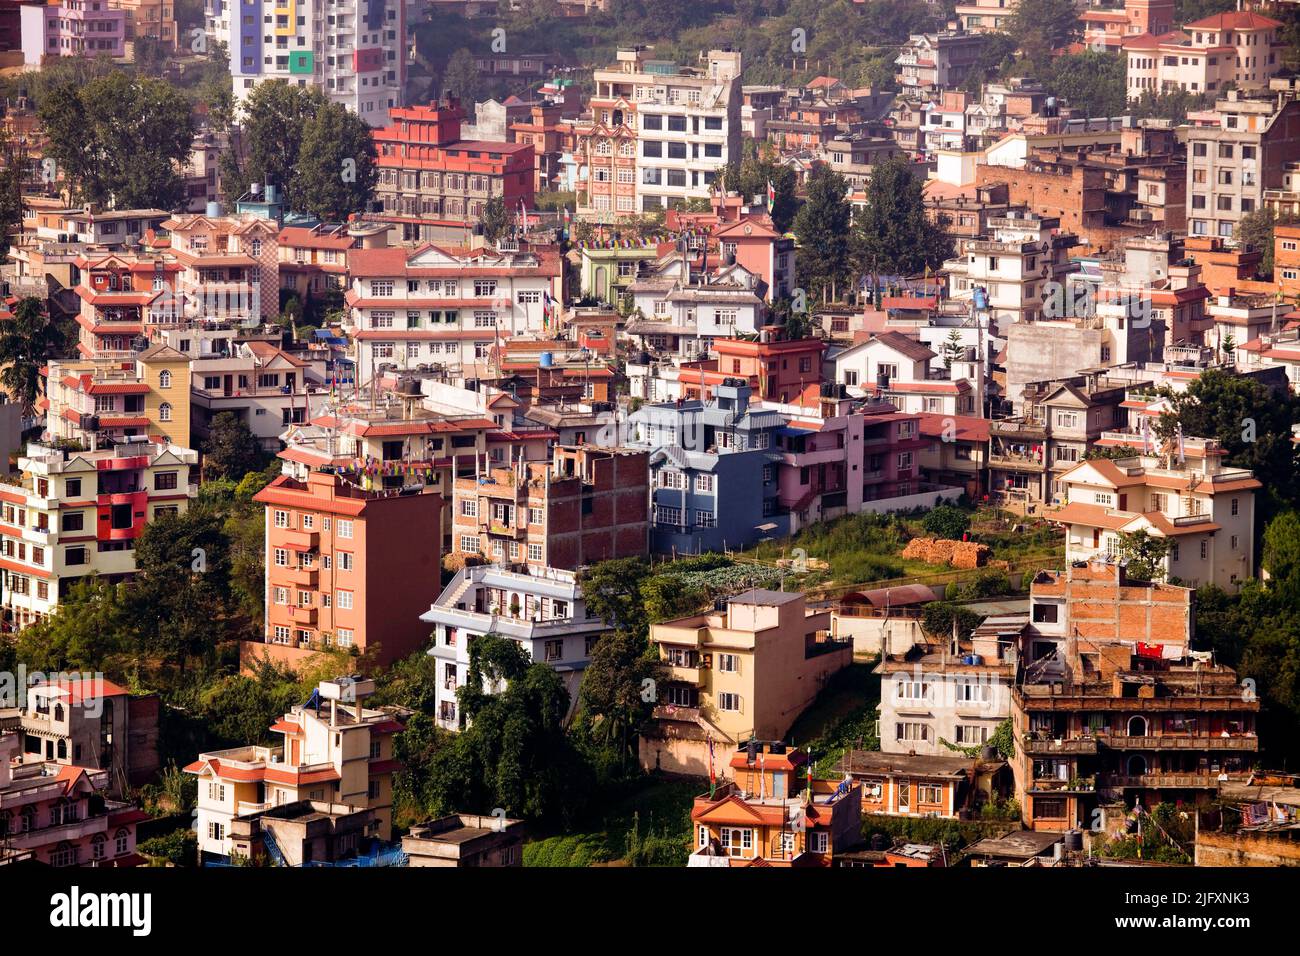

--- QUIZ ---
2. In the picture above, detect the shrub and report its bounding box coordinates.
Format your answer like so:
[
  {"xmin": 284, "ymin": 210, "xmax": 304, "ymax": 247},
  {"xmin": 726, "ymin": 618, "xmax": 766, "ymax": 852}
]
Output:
[{"xmin": 922, "ymin": 505, "xmax": 970, "ymax": 541}]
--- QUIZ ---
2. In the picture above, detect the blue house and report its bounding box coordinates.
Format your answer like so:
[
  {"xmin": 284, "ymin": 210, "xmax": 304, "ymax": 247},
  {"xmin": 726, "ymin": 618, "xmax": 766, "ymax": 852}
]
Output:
[{"xmin": 628, "ymin": 380, "xmax": 789, "ymax": 553}]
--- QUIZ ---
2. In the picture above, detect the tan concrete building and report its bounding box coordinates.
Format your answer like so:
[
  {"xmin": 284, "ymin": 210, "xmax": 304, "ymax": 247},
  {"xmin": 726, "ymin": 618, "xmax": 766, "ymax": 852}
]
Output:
[{"xmin": 639, "ymin": 589, "xmax": 852, "ymax": 777}]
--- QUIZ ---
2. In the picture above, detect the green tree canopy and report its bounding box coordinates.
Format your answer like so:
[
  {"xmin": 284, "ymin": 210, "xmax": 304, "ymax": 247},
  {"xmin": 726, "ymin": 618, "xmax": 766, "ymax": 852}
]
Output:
[
  {"xmin": 0, "ymin": 297, "xmax": 66, "ymax": 413},
  {"xmin": 38, "ymin": 71, "xmax": 196, "ymax": 209},
  {"xmin": 290, "ymin": 100, "xmax": 379, "ymax": 221},
  {"xmin": 793, "ymin": 165, "xmax": 853, "ymax": 303},
  {"xmin": 853, "ymin": 155, "xmax": 952, "ymax": 284}
]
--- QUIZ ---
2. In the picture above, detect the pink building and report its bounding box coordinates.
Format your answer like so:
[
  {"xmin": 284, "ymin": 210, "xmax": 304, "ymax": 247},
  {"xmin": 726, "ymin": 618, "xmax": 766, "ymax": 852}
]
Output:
[
  {"xmin": 0, "ymin": 733, "xmax": 148, "ymax": 867},
  {"xmin": 20, "ymin": 1, "xmax": 125, "ymax": 65},
  {"xmin": 712, "ymin": 216, "xmax": 797, "ymax": 302}
]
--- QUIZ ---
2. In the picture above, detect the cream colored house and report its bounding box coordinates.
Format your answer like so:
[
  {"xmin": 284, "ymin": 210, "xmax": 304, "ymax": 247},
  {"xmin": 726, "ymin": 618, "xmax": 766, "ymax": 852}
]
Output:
[{"xmin": 639, "ymin": 589, "xmax": 852, "ymax": 777}]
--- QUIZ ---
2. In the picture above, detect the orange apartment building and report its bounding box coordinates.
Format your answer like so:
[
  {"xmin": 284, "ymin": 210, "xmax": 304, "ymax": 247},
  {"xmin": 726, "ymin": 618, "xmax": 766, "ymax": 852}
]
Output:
[
  {"xmin": 713, "ymin": 336, "xmax": 827, "ymax": 405},
  {"xmin": 1275, "ymin": 223, "xmax": 1300, "ymax": 301},
  {"xmin": 249, "ymin": 470, "xmax": 442, "ymax": 670},
  {"xmin": 1011, "ymin": 563, "xmax": 1259, "ymax": 832},
  {"xmin": 450, "ymin": 444, "xmax": 649, "ymax": 571},
  {"xmin": 689, "ymin": 741, "xmax": 862, "ymax": 867},
  {"xmin": 371, "ymin": 95, "xmax": 536, "ymax": 244}
]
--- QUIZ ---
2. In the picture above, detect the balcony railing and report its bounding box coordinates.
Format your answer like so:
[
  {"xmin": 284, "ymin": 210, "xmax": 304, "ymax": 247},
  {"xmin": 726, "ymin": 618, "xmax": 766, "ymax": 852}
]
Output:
[{"xmin": 1096, "ymin": 734, "xmax": 1257, "ymax": 751}]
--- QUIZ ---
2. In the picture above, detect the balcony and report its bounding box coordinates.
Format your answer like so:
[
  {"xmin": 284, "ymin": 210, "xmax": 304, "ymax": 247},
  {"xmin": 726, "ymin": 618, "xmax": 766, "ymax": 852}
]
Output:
[
  {"xmin": 236, "ymin": 801, "xmax": 272, "ymax": 816},
  {"xmin": 281, "ymin": 566, "xmax": 319, "ymax": 587},
  {"xmin": 289, "ymin": 605, "xmax": 318, "ymax": 626},
  {"xmin": 1021, "ymin": 735, "xmax": 1099, "ymax": 756},
  {"xmin": 1096, "ymin": 734, "xmax": 1257, "ymax": 752},
  {"xmin": 282, "ymin": 529, "xmax": 319, "ymax": 552},
  {"xmin": 665, "ymin": 663, "xmax": 704, "ymax": 686},
  {"xmin": 988, "ymin": 451, "xmax": 1045, "ymax": 473},
  {"xmin": 1028, "ymin": 776, "xmax": 1096, "ymax": 794},
  {"xmin": 1097, "ymin": 772, "xmax": 1223, "ymax": 789}
]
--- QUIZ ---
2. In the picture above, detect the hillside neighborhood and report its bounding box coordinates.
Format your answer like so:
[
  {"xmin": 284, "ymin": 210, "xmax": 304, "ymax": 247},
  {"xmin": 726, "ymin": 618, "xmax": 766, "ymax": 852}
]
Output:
[{"xmin": 0, "ymin": 0, "xmax": 1298, "ymax": 889}]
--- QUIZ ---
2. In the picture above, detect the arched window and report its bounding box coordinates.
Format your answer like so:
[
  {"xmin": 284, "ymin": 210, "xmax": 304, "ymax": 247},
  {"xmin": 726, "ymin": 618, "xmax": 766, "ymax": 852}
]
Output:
[
  {"xmin": 1127, "ymin": 754, "xmax": 1148, "ymax": 776},
  {"xmin": 53, "ymin": 703, "xmax": 64, "ymax": 722},
  {"xmin": 159, "ymin": 402, "xmax": 172, "ymax": 422},
  {"xmin": 0, "ymin": 811, "xmax": 10, "ymax": 837},
  {"xmin": 159, "ymin": 369, "xmax": 172, "ymax": 388},
  {"xmin": 20, "ymin": 805, "xmax": 36, "ymax": 832},
  {"xmin": 1127, "ymin": 715, "xmax": 1148, "ymax": 737},
  {"xmin": 91, "ymin": 833, "xmax": 106, "ymax": 861},
  {"xmin": 56, "ymin": 739, "xmax": 67, "ymax": 760},
  {"xmin": 50, "ymin": 841, "xmax": 77, "ymax": 867},
  {"xmin": 115, "ymin": 827, "xmax": 130, "ymax": 856}
]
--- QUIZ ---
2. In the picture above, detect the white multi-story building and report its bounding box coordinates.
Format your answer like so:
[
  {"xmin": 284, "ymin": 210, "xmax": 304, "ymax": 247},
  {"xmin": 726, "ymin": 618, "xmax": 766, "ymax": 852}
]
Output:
[
  {"xmin": 1123, "ymin": 11, "xmax": 1283, "ymax": 102},
  {"xmin": 206, "ymin": 0, "xmax": 407, "ymax": 124},
  {"xmin": 1050, "ymin": 437, "xmax": 1258, "ymax": 590},
  {"xmin": 0, "ymin": 440, "xmax": 198, "ymax": 630},
  {"xmin": 578, "ymin": 47, "xmax": 742, "ymax": 218},
  {"xmin": 943, "ymin": 210, "xmax": 1080, "ymax": 332},
  {"xmin": 344, "ymin": 243, "xmax": 564, "ymax": 387},
  {"xmin": 186, "ymin": 677, "xmax": 403, "ymax": 863},
  {"xmin": 420, "ymin": 564, "xmax": 611, "ymax": 731}
]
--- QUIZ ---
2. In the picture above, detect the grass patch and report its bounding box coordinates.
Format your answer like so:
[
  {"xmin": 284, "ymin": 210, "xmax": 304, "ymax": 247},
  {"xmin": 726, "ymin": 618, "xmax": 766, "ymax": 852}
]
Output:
[
  {"xmin": 784, "ymin": 663, "xmax": 882, "ymax": 777},
  {"xmin": 523, "ymin": 777, "xmax": 702, "ymax": 867}
]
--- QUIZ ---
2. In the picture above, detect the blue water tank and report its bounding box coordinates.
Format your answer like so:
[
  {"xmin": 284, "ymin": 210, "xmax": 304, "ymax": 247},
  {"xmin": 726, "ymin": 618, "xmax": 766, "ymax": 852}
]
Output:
[
  {"xmin": 972, "ymin": 287, "xmax": 989, "ymax": 311},
  {"xmin": 539, "ymin": 351, "xmax": 554, "ymax": 368}
]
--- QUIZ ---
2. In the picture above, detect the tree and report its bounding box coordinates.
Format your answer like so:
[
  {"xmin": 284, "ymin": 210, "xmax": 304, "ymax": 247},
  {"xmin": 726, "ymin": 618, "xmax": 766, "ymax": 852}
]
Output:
[
  {"xmin": 1045, "ymin": 50, "xmax": 1127, "ymax": 118},
  {"xmin": 0, "ymin": 298, "xmax": 65, "ymax": 413},
  {"xmin": 1166, "ymin": 370, "xmax": 1300, "ymax": 526},
  {"xmin": 1262, "ymin": 511, "xmax": 1300, "ymax": 605},
  {"xmin": 1236, "ymin": 207, "xmax": 1296, "ymax": 275},
  {"xmin": 12, "ymin": 577, "xmax": 132, "ymax": 673},
  {"xmin": 942, "ymin": 328, "xmax": 964, "ymax": 371},
  {"xmin": 440, "ymin": 48, "xmax": 484, "ymax": 104},
  {"xmin": 426, "ymin": 635, "xmax": 592, "ymax": 823},
  {"xmin": 131, "ymin": 508, "xmax": 235, "ymax": 675},
  {"xmin": 852, "ymin": 155, "xmax": 952, "ymax": 292},
  {"xmin": 0, "ymin": 124, "xmax": 26, "ymax": 258},
  {"xmin": 720, "ymin": 144, "xmax": 798, "ymax": 232},
  {"xmin": 1006, "ymin": 0, "xmax": 1081, "ymax": 71},
  {"xmin": 203, "ymin": 412, "xmax": 268, "ymax": 481},
  {"xmin": 793, "ymin": 165, "xmax": 853, "ymax": 303},
  {"xmin": 922, "ymin": 505, "xmax": 971, "ymax": 541},
  {"xmin": 219, "ymin": 82, "xmax": 322, "ymax": 209},
  {"xmin": 1116, "ymin": 529, "xmax": 1172, "ymax": 582},
  {"xmin": 573, "ymin": 630, "xmax": 661, "ymax": 778},
  {"xmin": 38, "ymin": 71, "xmax": 196, "ymax": 209},
  {"xmin": 290, "ymin": 101, "xmax": 379, "ymax": 221},
  {"xmin": 480, "ymin": 195, "xmax": 514, "ymax": 244},
  {"xmin": 1085, "ymin": 444, "xmax": 1140, "ymax": 461}
]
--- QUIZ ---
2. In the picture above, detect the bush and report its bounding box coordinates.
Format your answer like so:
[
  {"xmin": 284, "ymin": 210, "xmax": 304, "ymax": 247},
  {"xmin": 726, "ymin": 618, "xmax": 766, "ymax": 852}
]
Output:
[
  {"xmin": 922, "ymin": 505, "xmax": 970, "ymax": 541},
  {"xmin": 956, "ymin": 569, "xmax": 1013, "ymax": 600},
  {"xmin": 139, "ymin": 829, "xmax": 198, "ymax": 867},
  {"xmin": 921, "ymin": 602, "xmax": 983, "ymax": 640}
]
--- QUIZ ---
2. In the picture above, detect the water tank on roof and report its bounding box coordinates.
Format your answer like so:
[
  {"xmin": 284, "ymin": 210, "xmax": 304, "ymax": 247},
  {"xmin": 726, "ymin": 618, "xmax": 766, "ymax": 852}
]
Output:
[
  {"xmin": 265, "ymin": 184, "xmax": 277, "ymax": 205},
  {"xmin": 1064, "ymin": 830, "xmax": 1083, "ymax": 852},
  {"xmin": 206, "ymin": 201, "xmax": 222, "ymax": 218},
  {"xmin": 972, "ymin": 287, "xmax": 989, "ymax": 311},
  {"xmin": 539, "ymin": 351, "xmax": 554, "ymax": 368}
]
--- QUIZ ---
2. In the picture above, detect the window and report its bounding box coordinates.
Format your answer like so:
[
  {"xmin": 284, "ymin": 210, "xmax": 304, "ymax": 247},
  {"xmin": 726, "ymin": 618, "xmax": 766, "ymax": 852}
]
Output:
[
  {"xmin": 716, "ymin": 692, "xmax": 741, "ymax": 712},
  {"xmin": 718, "ymin": 653, "xmax": 739, "ymax": 673},
  {"xmin": 338, "ymin": 551, "xmax": 354, "ymax": 571},
  {"xmin": 65, "ymin": 546, "xmax": 88, "ymax": 566},
  {"xmin": 696, "ymin": 510, "xmax": 716, "ymax": 528},
  {"xmin": 694, "ymin": 474, "xmax": 714, "ymax": 493},
  {"xmin": 337, "ymin": 590, "xmax": 353, "ymax": 610},
  {"xmin": 337, "ymin": 628, "xmax": 354, "ymax": 647},
  {"xmin": 159, "ymin": 370, "xmax": 172, "ymax": 389},
  {"xmin": 896, "ymin": 722, "xmax": 930, "ymax": 742},
  {"xmin": 61, "ymin": 511, "xmax": 84, "ymax": 532},
  {"xmin": 809, "ymin": 832, "xmax": 829, "ymax": 853},
  {"xmin": 154, "ymin": 471, "xmax": 178, "ymax": 491},
  {"xmin": 528, "ymin": 543, "xmax": 543, "ymax": 561},
  {"xmin": 528, "ymin": 507, "xmax": 543, "ymax": 525},
  {"xmin": 337, "ymin": 519, "xmax": 353, "ymax": 539},
  {"xmin": 159, "ymin": 402, "xmax": 172, "ymax": 422},
  {"xmin": 460, "ymin": 499, "xmax": 478, "ymax": 517}
]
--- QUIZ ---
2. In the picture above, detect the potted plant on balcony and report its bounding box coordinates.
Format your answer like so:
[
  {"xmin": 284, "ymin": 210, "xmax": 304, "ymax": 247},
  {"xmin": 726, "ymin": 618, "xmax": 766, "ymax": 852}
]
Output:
[{"xmin": 509, "ymin": 597, "xmax": 521, "ymax": 619}]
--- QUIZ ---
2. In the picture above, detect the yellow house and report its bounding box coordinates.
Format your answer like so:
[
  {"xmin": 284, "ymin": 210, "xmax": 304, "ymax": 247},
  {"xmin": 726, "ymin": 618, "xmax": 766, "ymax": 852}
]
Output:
[
  {"xmin": 137, "ymin": 344, "xmax": 191, "ymax": 445},
  {"xmin": 640, "ymin": 589, "xmax": 853, "ymax": 778}
]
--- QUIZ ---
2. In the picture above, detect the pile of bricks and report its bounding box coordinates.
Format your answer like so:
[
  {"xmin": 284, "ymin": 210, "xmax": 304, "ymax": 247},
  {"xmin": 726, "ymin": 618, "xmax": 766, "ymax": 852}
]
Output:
[{"xmin": 901, "ymin": 537, "xmax": 991, "ymax": 569}]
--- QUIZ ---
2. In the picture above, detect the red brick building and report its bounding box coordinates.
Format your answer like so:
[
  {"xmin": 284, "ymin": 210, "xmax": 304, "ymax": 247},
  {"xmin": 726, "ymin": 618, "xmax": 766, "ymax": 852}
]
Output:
[
  {"xmin": 451, "ymin": 445, "xmax": 649, "ymax": 571},
  {"xmin": 249, "ymin": 470, "xmax": 442, "ymax": 670},
  {"xmin": 714, "ymin": 337, "xmax": 828, "ymax": 405},
  {"xmin": 371, "ymin": 95, "xmax": 535, "ymax": 244}
]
